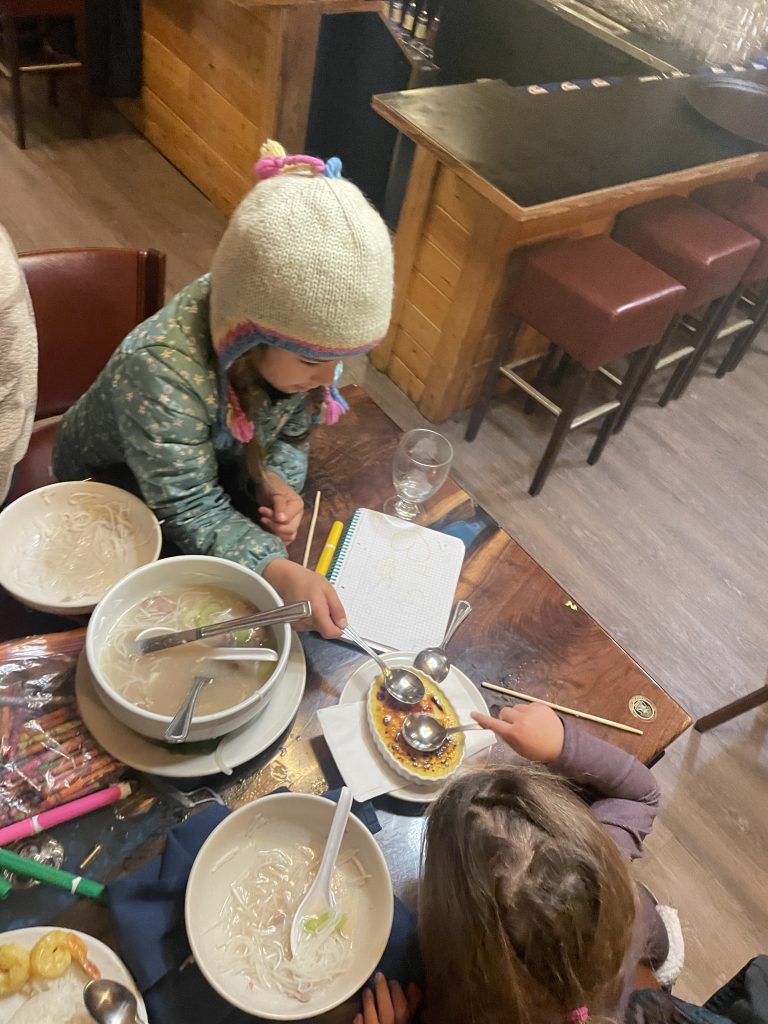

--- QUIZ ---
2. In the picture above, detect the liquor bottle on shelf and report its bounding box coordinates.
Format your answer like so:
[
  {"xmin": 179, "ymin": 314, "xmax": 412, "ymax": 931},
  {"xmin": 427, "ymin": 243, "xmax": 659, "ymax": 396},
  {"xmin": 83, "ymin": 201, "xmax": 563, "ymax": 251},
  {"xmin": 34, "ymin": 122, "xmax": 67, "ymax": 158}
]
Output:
[
  {"xmin": 414, "ymin": 6, "xmax": 429, "ymax": 40},
  {"xmin": 402, "ymin": 0, "xmax": 418, "ymax": 35},
  {"xmin": 425, "ymin": 11, "xmax": 441, "ymax": 51},
  {"xmin": 389, "ymin": 0, "xmax": 403, "ymax": 25}
]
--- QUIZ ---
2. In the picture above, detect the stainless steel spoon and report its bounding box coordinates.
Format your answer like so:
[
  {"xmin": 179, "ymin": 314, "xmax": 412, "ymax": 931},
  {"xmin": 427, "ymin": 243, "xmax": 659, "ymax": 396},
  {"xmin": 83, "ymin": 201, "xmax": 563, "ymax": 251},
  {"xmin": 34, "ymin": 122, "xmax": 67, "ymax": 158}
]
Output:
[
  {"xmin": 164, "ymin": 675, "xmax": 213, "ymax": 744},
  {"xmin": 84, "ymin": 978, "xmax": 142, "ymax": 1024},
  {"xmin": 414, "ymin": 600, "xmax": 472, "ymax": 683},
  {"xmin": 401, "ymin": 711, "xmax": 482, "ymax": 752},
  {"xmin": 341, "ymin": 625, "xmax": 425, "ymax": 704}
]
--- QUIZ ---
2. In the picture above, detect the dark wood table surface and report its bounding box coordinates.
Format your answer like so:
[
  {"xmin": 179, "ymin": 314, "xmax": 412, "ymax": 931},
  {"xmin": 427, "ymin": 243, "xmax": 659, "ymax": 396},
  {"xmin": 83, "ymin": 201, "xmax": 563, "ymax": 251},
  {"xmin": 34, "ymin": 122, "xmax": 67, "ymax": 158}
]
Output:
[
  {"xmin": 1, "ymin": 387, "xmax": 691, "ymax": 937},
  {"xmin": 373, "ymin": 72, "xmax": 768, "ymax": 209}
]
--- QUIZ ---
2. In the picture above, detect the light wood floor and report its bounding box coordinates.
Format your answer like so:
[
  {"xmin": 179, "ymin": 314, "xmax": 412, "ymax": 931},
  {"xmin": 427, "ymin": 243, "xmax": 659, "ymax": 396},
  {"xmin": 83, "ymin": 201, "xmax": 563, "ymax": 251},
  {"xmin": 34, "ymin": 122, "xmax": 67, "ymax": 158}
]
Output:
[{"xmin": 2, "ymin": 81, "xmax": 766, "ymax": 1003}]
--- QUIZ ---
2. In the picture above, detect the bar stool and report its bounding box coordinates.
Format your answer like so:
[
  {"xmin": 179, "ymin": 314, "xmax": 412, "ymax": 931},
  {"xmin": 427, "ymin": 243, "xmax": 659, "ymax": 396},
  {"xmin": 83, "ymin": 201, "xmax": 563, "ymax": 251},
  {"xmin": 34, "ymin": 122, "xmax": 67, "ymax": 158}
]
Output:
[
  {"xmin": 0, "ymin": 0, "xmax": 90, "ymax": 149},
  {"xmin": 465, "ymin": 235, "xmax": 685, "ymax": 495},
  {"xmin": 609, "ymin": 195, "xmax": 759, "ymax": 419},
  {"xmin": 689, "ymin": 178, "xmax": 768, "ymax": 381}
]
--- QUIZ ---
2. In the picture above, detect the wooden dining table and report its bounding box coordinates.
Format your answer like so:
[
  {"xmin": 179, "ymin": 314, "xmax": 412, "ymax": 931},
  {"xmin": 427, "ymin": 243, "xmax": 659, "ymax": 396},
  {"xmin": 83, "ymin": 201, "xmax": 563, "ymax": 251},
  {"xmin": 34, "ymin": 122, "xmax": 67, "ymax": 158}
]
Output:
[{"xmin": 1, "ymin": 386, "xmax": 691, "ymax": 942}]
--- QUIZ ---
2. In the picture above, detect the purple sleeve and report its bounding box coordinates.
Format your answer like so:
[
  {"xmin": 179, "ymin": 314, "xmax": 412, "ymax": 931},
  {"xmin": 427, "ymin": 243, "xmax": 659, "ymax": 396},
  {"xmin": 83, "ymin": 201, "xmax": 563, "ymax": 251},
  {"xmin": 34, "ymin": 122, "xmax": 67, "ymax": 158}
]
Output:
[{"xmin": 548, "ymin": 719, "xmax": 661, "ymax": 861}]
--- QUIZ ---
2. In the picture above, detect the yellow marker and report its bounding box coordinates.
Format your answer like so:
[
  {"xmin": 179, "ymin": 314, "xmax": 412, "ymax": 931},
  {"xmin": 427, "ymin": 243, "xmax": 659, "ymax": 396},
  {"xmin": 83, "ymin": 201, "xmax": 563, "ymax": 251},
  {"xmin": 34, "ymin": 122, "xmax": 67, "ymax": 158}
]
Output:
[{"xmin": 315, "ymin": 521, "xmax": 344, "ymax": 576}]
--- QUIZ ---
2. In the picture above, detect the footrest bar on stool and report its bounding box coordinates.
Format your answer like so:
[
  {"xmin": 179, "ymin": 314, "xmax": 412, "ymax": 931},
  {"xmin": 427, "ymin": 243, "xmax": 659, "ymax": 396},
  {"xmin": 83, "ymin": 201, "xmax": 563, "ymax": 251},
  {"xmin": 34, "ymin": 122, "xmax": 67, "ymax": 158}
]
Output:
[
  {"xmin": 571, "ymin": 400, "xmax": 620, "ymax": 429},
  {"xmin": 499, "ymin": 366, "xmax": 561, "ymax": 416},
  {"xmin": 655, "ymin": 345, "xmax": 695, "ymax": 370},
  {"xmin": 715, "ymin": 317, "xmax": 753, "ymax": 341},
  {"xmin": 596, "ymin": 366, "xmax": 622, "ymax": 386}
]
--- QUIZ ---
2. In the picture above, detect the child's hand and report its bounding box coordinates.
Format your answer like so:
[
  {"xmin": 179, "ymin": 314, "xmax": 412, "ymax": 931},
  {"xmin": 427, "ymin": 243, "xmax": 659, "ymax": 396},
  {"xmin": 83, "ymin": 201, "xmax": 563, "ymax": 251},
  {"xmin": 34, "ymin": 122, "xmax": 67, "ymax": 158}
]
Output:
[
  {"xmin": 471, "ymin": 702, "xmax": 565, "ymax": 762},
  {"xmin": 354, "ymin": 974, "xmax": 422, "ymax": 1024},
  {"xmin": 257, "ymin": 472, "xmax": 304, "ymax": 544},
  {"xmin": 262, "ymin": 559, "xmax": 347, "ymax": 638}
]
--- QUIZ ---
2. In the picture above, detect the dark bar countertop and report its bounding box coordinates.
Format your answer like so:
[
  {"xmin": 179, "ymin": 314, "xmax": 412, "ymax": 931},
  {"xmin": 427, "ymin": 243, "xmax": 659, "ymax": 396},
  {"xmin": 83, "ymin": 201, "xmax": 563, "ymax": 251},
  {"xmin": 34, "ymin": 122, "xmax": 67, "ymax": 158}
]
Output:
[{"xmin": 373, "ymin": 72, "xmax": 767, "ymax": 213}]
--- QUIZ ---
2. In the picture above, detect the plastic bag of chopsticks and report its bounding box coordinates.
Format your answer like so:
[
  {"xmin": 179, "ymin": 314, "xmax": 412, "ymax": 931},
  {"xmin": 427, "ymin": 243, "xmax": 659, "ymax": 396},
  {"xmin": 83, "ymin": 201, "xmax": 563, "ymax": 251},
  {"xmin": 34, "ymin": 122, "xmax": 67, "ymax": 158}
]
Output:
[{"xmin": 0, "ymin": 628, "xmax": 125, "ymax": 829}]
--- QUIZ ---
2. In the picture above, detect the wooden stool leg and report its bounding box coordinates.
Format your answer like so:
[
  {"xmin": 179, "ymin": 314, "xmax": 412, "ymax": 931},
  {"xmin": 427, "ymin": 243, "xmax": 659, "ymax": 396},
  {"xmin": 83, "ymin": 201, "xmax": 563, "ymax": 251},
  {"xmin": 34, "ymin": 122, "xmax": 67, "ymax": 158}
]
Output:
[
  {"xmin": 529, "ymin": 363, "xmax": 589, "ymax": 496},
  {"xmin": 612, "ymin": 313, "xmax": 680, "ymax": 435},
  {"xmin": 694, "ymin": 685, "xmax": 768, "ymax": 733},
  {"xmin": 465, "ymin": 317, "xmax": 522, "ymax": 442},
  {"xmin": 587, "ymin": 348, "xmax": 647, "ymax": 466},
  {"xmin": 660, "ymin": 291, "xmax": 737, "ymax": 405},
  {"xmin": 524, "ymin": 342, "xmax": 558, "ymax": 415},
  {"xmin": 2, "ymin": 15, "xmax": 25, "ymax": 149},
  {"xmin": 73, "ymin": 10, "xmax": 91, "ymax": 138},
  {"xmin": 717, "ymin": 280, "xmax": 768, "ymax": 377}
]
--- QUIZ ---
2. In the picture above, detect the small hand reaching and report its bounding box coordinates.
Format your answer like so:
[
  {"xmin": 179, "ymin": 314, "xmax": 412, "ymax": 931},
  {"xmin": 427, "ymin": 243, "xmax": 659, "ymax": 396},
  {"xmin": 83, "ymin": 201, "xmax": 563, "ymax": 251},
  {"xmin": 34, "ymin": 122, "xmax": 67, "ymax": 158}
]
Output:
[
  {"xmin": 262, "ymin": 558, "xmax": 347, "ymax": 639},
  {"xmin": 354, "ymin": 974, "xmax": 422, "ymax": 1024},
  {"xmin": 471, "ymin": 702, "xmax": 565, "ymax": 762},
  {"xmin": 257, "ymin": 472, "xmax": 304, "ymax": 544}
]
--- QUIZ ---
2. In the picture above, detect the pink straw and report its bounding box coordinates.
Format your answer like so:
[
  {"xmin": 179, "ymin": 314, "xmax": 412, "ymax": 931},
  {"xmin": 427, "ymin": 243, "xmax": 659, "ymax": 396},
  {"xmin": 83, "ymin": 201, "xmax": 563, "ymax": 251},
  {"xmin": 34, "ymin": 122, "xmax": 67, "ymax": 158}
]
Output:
[{"xmin": 0, "ymin": 782, "xmax": 132, "ymax": 847}]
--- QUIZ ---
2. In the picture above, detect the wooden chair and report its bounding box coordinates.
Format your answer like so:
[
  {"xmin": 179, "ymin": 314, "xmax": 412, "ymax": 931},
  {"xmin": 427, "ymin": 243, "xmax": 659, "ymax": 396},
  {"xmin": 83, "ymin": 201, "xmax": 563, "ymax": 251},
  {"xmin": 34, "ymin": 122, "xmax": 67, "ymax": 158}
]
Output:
[
  {"xmin": 1, "ymin": 247, "xmax": 166, "ymax": 641},
  {"xmin": 0, "ymin": 0, "xmax": 90, "ymax": 148},
  {"xmin": 694, "ymin": 685, "xmax": 768, "ymax": 733}
]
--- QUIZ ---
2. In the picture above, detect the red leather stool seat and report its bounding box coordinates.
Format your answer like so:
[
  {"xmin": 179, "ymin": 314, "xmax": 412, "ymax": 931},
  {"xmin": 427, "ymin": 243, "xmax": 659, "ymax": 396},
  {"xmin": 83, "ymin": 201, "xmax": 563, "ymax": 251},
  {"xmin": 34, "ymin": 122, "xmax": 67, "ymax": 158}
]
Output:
[
  {"xmin": 613, "ymin": 196, "xmax": 759, "ymax": 309},
  {"xmin": 691, "ymin": 179, "xmax": 768, "ymax": 283},
  {"xmin": 510, "ymin": 235, "xmax": 685, "ymax": 372}
]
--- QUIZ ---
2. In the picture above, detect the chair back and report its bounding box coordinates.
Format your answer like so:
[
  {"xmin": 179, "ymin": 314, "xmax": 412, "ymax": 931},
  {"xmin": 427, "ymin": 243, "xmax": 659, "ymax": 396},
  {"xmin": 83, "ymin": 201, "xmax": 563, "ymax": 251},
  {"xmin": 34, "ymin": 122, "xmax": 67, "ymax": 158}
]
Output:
[{"xmin": 19, "ymin": 247, "xmax": 166, "ymax": 420}]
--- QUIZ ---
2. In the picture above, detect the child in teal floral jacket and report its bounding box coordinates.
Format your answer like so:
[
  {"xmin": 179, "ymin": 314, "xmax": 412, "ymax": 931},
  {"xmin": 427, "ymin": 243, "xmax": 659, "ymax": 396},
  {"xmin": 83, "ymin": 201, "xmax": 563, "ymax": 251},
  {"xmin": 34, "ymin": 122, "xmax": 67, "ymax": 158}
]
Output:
[{"xmin": 53, "ymin": 142, "xmax": 393, "ymax": 636}]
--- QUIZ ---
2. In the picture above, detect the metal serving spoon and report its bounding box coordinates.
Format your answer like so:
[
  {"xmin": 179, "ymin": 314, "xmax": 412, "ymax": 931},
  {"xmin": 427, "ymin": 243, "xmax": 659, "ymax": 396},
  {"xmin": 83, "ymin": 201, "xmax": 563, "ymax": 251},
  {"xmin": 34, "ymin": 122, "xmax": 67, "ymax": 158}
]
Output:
[
  {"xmin": 414, "ymin": 600, "xmax": 472, "ymax": 683},
  {"xmin": 84, "ymin": 978, "xmax": 142, "ymax": 1024},
  {"xmin": 164, "ymin": 675, "xmax": 213, "ymax": 744},
  {"xmin": 401, "ymin": 711, "xmax": 482, "ymax": 752},
  {"xmin": 341, "ymin": 625, "xmax": 425, "ymax": 704}
]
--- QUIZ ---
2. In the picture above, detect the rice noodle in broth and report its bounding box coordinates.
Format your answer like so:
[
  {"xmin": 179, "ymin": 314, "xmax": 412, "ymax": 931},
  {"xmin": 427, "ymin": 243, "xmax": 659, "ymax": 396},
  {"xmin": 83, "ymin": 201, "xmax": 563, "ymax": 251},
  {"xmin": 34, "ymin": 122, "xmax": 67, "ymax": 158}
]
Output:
[
  {"xmin": 100, "ymin": 586, "xmax": 276, "ymax": 717},
  {"xmin": 212, "ymin": 844, "xmax": 365, "ymax": 1003}
]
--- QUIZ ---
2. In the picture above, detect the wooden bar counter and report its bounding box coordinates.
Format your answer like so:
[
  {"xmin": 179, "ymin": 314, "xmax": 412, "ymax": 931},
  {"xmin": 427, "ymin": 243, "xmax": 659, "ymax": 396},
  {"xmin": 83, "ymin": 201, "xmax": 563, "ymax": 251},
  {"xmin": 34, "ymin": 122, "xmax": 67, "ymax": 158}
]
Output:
[
  {"xmin": 116, "ymin": 0, "xmax": 379, "ymax": 214},
  {"xmin": 372, "ymin": 73, "xmax": 768, "ymax": 422}
]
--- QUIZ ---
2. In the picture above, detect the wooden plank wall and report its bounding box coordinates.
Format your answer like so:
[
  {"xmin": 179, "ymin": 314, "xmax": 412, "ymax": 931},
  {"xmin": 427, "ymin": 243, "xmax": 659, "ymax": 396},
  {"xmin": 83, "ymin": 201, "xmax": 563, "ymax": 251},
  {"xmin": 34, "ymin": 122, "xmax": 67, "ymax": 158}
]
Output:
[{"xmin": 117, "ymin": 0, "xmax": 284, "ymax": 214}]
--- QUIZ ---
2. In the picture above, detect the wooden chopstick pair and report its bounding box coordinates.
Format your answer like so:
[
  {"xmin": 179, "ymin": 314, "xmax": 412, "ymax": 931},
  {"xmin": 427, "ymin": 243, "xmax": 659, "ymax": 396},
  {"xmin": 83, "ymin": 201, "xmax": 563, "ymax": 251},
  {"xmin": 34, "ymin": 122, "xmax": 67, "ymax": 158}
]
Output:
[{"xmin": 481, "ymin": 681, "xmax": 643, "ymax": 735}]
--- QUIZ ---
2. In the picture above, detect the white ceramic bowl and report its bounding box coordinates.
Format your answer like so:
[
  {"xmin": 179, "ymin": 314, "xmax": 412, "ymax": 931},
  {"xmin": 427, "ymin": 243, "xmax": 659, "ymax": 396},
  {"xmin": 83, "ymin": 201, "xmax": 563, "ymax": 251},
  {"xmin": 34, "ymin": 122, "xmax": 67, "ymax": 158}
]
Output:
[
  {"xmin": 86, "ymin": 555, "xmax": 290, "ymax": 742},
  {"xmin": 186, "ymin": 793, "xmax": 394, "ymax": 1020},
  {"xmin": 0, "ymin": 481, "xmax": 161, "ymax": 615}
]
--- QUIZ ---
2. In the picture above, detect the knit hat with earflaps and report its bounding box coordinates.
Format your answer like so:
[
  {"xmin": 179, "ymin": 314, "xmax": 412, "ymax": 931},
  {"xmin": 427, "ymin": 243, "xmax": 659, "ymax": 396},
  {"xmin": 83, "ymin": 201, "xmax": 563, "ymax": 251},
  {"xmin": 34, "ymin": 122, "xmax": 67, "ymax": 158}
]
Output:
[{"xmin": 210, "ymin": 140, "xmax": 394, "ymax": 444}]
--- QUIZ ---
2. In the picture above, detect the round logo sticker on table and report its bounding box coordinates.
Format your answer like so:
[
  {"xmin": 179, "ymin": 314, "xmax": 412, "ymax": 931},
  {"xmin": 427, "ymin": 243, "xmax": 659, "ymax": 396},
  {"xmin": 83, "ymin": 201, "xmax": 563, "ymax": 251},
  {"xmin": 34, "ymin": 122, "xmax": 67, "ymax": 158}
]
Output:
[{"xmin": 629, "ymin": 695, "xmax": 657, "ymax": 721}]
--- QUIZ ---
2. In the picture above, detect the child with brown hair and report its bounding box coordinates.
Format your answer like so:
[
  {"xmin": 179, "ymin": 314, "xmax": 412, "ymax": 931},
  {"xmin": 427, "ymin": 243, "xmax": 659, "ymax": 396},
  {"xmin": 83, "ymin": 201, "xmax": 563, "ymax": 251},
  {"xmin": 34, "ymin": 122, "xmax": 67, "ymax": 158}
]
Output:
[{"xmin": 357, "ymin": 703, "xmax": 667, "ymax": 1024}]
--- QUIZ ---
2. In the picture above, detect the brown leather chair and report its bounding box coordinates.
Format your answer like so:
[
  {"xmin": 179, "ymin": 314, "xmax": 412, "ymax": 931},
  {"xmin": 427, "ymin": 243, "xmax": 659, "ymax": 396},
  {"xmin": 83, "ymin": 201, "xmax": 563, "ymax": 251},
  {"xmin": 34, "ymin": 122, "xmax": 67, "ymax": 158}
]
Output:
[{"xmin": 1, "ymin": 246, "xmax": 165, "ymax": 640}]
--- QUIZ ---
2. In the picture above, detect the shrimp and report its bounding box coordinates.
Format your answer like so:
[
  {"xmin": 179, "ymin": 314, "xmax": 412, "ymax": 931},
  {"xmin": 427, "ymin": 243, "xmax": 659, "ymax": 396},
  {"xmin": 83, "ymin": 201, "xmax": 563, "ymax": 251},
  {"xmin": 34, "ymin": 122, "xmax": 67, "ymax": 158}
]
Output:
[
  {"xmin": 66, "ymin": 932, "xmax": 100, "ymax": 980},
  {"xmin": 0, "ymin": 942, "xmax": 31, "ymax": 995},
  {"xmin": 30, "ymin": 930, "xmax": 71, "ymax": 979}
]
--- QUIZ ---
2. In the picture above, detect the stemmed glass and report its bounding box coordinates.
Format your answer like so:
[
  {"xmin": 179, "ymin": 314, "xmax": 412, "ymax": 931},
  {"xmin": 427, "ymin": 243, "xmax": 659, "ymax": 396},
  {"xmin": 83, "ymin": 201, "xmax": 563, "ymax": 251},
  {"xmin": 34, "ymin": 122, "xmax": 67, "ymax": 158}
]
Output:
[{"xmin": 383, "ymin": 429, "xmax": 453, "ymax": 521}]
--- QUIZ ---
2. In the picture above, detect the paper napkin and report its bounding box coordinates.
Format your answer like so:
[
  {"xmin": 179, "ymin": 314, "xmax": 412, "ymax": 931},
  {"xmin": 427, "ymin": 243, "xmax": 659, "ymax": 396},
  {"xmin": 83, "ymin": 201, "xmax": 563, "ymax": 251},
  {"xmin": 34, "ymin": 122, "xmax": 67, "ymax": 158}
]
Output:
[{"xmin": 318, "ymin": 679, "xmax": 496, "ymax": 802}]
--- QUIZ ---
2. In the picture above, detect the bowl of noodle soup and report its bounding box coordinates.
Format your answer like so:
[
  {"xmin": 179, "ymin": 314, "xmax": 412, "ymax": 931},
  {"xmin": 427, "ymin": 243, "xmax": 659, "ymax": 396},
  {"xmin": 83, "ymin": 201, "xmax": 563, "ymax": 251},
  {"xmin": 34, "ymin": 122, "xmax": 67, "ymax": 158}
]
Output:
[
  {"xmin": 0, "ymin": 481, "xmax": 161, "ymax": 615},
  {"xmin": 86, "ymin": 555, "xmax": 291, "ymax": 742},
  {"xmin": 185, "ymin": 793, "xmax": 394, "ymax": 1020}
]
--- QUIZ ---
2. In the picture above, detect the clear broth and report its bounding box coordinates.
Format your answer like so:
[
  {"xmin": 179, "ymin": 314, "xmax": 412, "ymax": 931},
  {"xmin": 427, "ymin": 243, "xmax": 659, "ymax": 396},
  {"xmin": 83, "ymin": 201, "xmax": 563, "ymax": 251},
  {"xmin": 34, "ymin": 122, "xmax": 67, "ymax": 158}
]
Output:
[{"xmin": 101, "ymin": 585, "xmax": 277, "ymax": 717}]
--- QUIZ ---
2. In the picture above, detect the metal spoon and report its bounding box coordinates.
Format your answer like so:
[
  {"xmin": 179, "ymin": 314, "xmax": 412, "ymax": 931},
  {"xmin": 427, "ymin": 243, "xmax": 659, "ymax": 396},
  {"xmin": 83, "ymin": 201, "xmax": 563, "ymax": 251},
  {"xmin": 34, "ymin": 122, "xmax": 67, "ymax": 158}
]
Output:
[
  {"xmin": 414, "ymin": 600, "xmax": 472, "ymax": 683},
  {"xmin": 84, "ymin": 978, "xmax": 142, "ymax": 1024},
  {"xmin": 289, "ymin": 786, "xmax": 353, "ymax": 955},
  {"xmin": 341, "ymin": 625, "xmax": 425, "ymax": 704},
  {"xmin": 401, "ymin": 711, "xmax": 482, "ymax": 752},
  {"xmin": 164, "ymin": 675, "xmax": 213, "ymax": 743}
]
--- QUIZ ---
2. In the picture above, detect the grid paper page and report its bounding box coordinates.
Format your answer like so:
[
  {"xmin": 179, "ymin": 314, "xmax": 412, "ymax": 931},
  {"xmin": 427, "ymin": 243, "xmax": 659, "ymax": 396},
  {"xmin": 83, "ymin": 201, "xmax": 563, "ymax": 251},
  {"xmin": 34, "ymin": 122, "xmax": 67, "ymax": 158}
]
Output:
[{"xmin": 331, "ymin": 510, "xmax": 465, "ymax": 652}]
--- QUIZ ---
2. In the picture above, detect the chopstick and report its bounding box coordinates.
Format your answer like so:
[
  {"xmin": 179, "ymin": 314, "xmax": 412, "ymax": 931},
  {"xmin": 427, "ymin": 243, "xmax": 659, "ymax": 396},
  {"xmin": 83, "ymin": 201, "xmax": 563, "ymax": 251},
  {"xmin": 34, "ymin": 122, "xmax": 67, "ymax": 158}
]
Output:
[
  {"xmin": 481, "ymin": 681, "xmax": 643, "ymax": 735},
  {"xmin": 302, "ymin": 490, "xmax": 322, "ymax": 568}
]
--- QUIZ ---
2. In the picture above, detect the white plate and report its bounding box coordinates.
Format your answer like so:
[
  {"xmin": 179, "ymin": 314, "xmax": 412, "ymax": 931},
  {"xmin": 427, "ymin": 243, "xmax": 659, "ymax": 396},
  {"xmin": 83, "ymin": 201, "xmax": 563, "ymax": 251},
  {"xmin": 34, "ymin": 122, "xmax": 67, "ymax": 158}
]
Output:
[
  {"xmin": 0, "ymin": 926, "xmax": 146, "ymax": 1023},
  {"xmin": 75, "ymin": 634, "xmax": 306, "ymax": 778},
  {"xmin": 339, "ymin": 653, "xmax": 493, "ymax": 804}
]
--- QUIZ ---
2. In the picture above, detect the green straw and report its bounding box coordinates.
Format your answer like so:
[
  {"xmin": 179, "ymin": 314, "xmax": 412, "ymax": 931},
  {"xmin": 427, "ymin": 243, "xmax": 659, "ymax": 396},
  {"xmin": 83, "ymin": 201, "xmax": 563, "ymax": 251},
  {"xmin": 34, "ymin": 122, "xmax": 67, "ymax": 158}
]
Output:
[
  {"xmin": 0, "ymin": 848, "xmax": 105, "ymax": 902},
  {"xmin": 0, "ymin": 874, "xmax": 11, "ymax": 900}
]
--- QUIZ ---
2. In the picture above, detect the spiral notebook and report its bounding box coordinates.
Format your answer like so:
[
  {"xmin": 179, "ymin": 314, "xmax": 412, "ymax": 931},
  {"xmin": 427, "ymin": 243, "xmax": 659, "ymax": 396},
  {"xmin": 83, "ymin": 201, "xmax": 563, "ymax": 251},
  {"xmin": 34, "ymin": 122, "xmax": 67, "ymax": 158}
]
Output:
[{"xmin": 326, "ymin": 509, "xmax": 465, "ymax": 653}]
